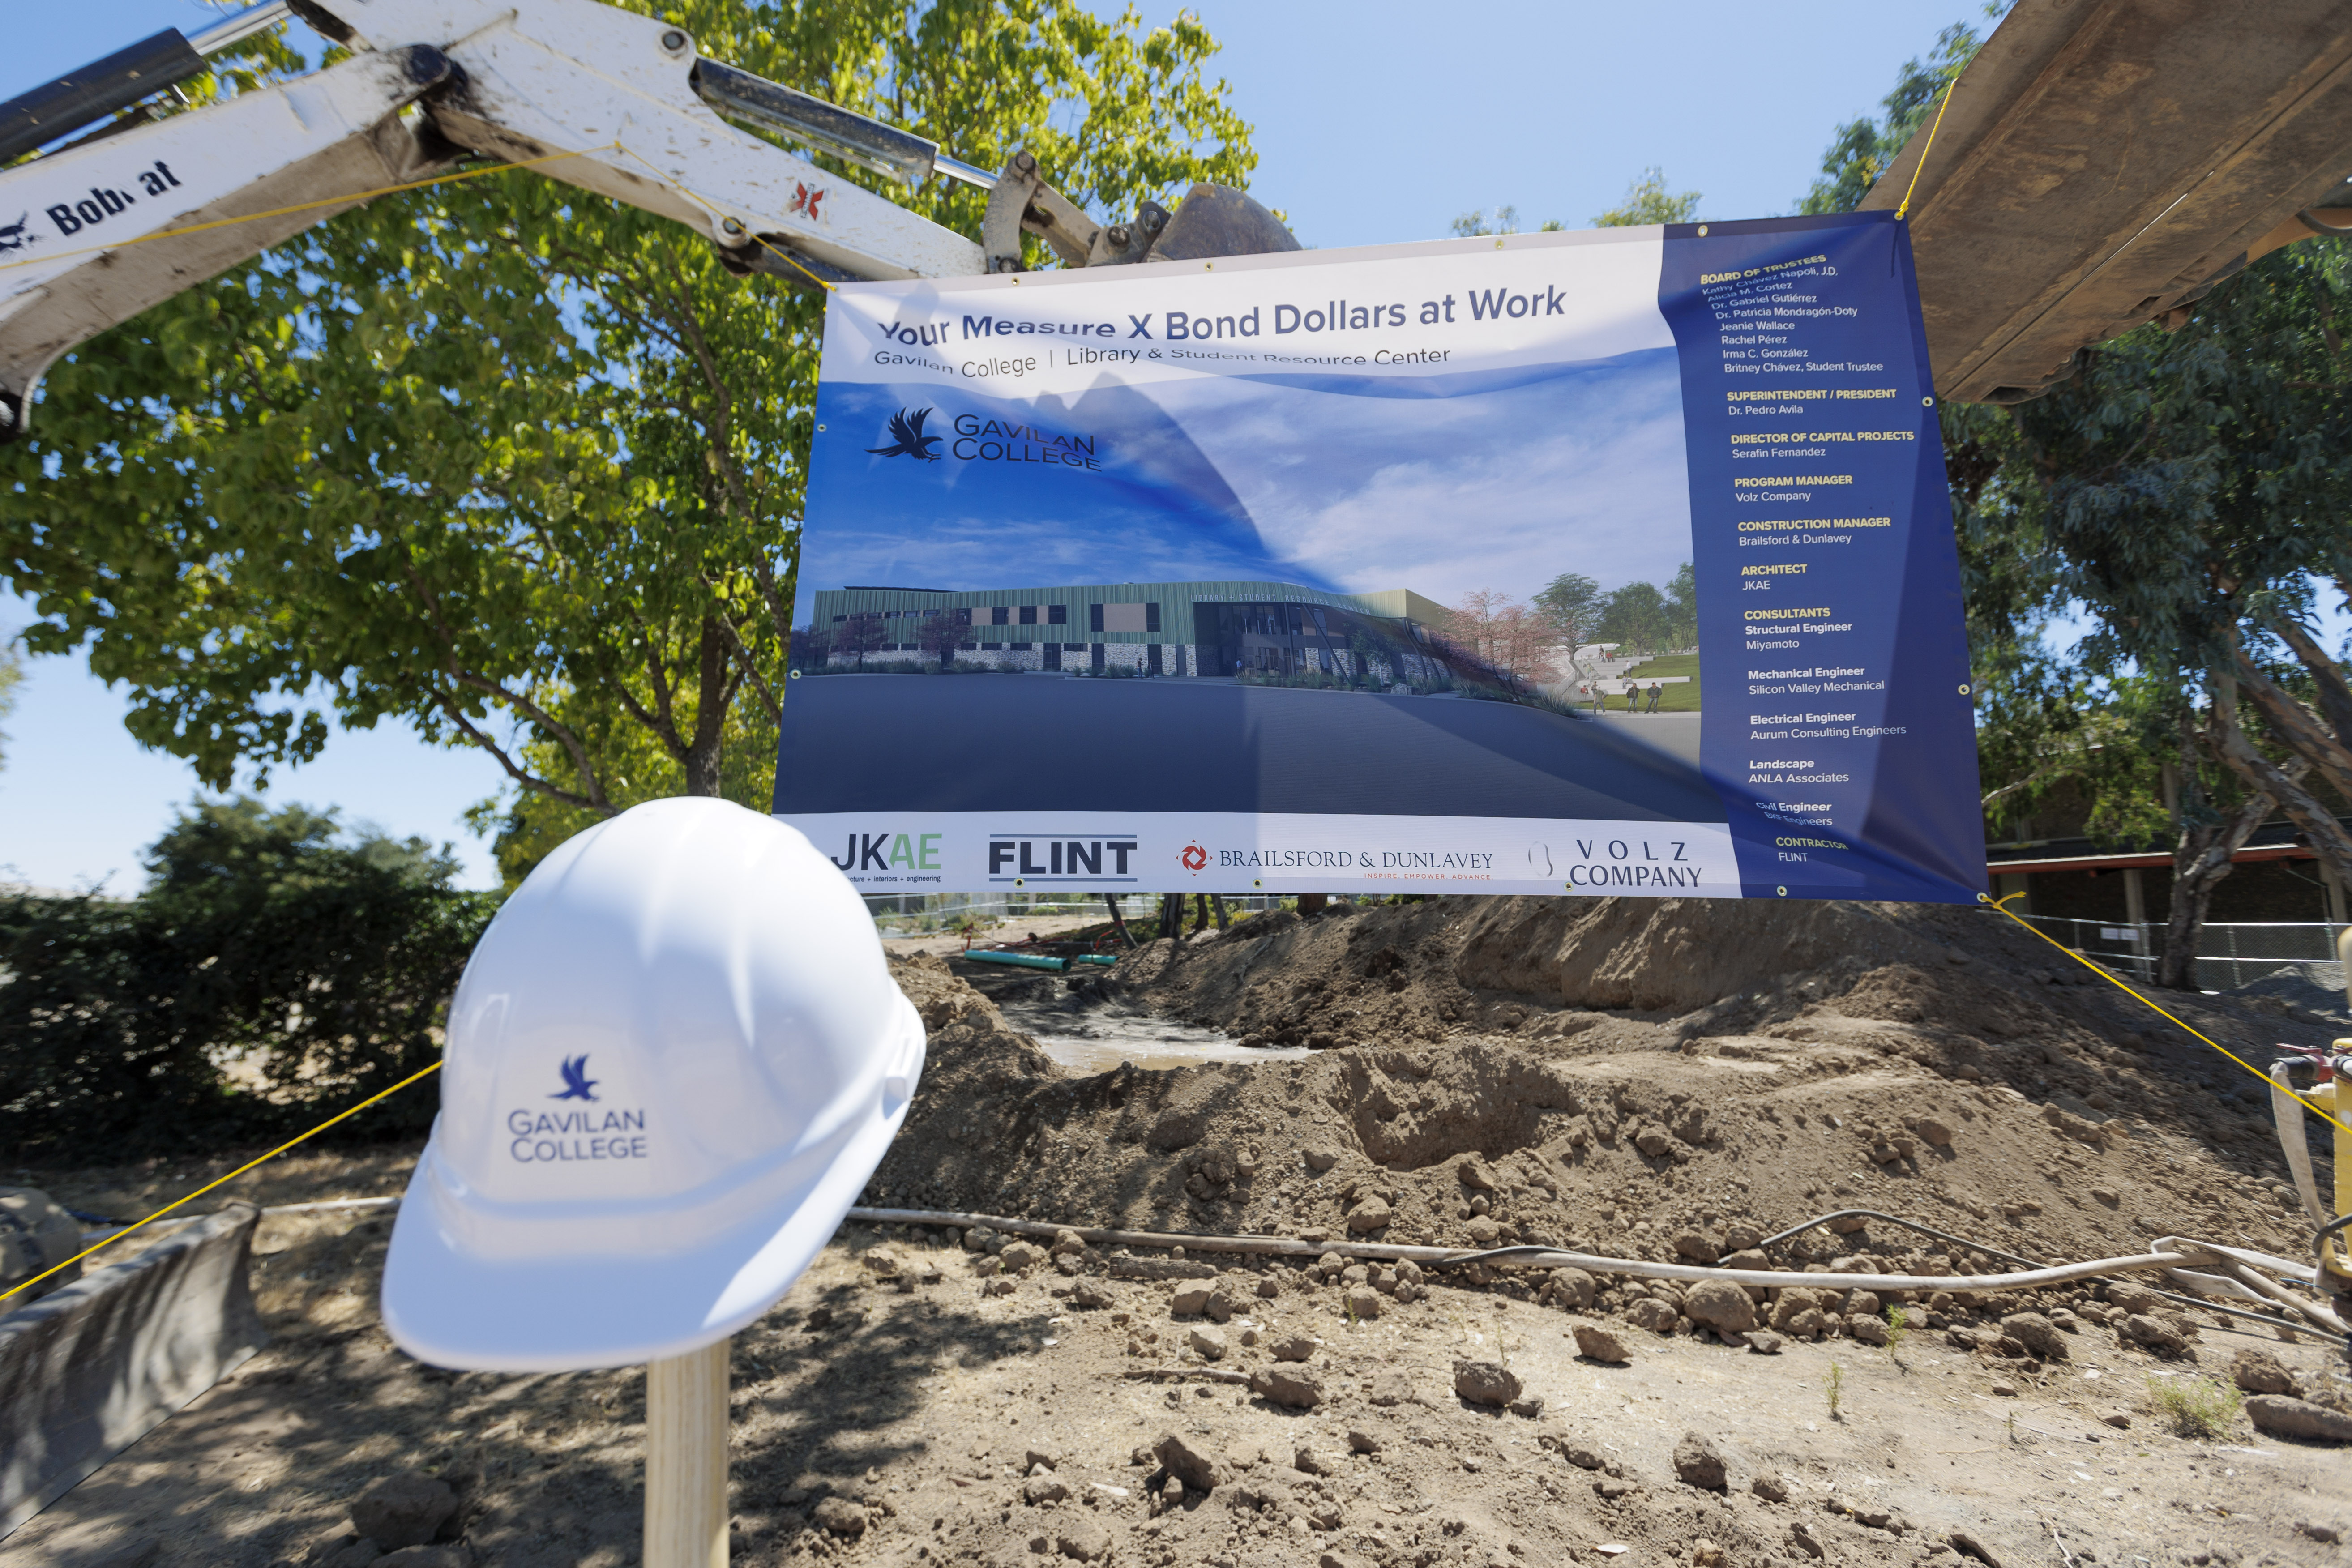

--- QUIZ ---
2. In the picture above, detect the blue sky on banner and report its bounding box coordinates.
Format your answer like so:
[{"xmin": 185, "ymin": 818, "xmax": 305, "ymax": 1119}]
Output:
[{"xmin": 6, "ymin": 0, "xmax": 1979, "ymax": 893}]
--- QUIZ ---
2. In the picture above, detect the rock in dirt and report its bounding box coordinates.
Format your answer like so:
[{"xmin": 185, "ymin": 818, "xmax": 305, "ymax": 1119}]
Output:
[
  {"xmin": 1545, "ymin": 1267, "xmax": 1596, "ymax": 1308},
  {"xmin": 1251, "ymin": 1366, "xmax": 1325, "ymax": 1410},
  {"xmin": 317, "ymin": 1539, "xmax": 381, "ymax": 1568},
  {"xmin": 1673, "ymin": 1231, "xmax": 1721, "ymax": 1263},
  {"xmin": 1625, "ymin": 1297, "xmax": 1680, "ymax": 1334},
  {"xmin": 1270, "ymin": 1333, "xmax": 1317, "ymax": 1362},
  {"xmin": 1369, "ymin": 1370, "xmax": 1414, "ymax": 1406},
  {"xmin": 1056, "ymin": 1522, "xmax": 1113, "ymax": 1561},
  {"xmin": 1673, "ymin": 1431, "xmax": 1728, "ymax": 1491},
  {"xmin": 1170, "ymin": 1284, "xmax": 1212, "ymax": 1316},
  {"xmin": 860, "ymin": 1246, "xmax": 901, "ymax": 1277},
  {"xmin": 1574, "ymin": 1324, "xmax": 1630, "ymax": 1362},
  {"xmin": 371, "ymin": 1549, "xmax": 470, "ymax": 1568},
  {"xmin": 1752, "ymin": 1473, "xmax": 1790, "ymax": 1503},
  {"xmin": 1024, "ymin": 1474, "xmax": 1071, "ymax": 1504},
  {"xmin": 1155, "ymin": 1431, "xmax": 1228, "ymax": 1491},
  {"xmin": 1789, "ymin": 1520, "xmax": 1827, "ymax": 1559},
  {"xmin": 999, "ymin": 1240, "xmax": 1047, "ymax": 1272},
  {"xmin": 1845, "ymin": 1312, "xmax": 1889, "ymax": 1346},
  {"xmin": 1189, "ymin": 1325, "xmax": 1228, "ymax": 1360},
  {"xmin": 1294, "ymin": 1445, "xmax": 1341, "ymax": 1476},
  {"xmin": 2000, "ymin": 1312, "xmax": 2068, "ymax": 1360},
  {"xmin": 348, "ymin": 1473, "xmax": 457, "ymax": 1551},
  {"xmin": 1347, "ymin": 1197, "xmax": 1392, "ymax": 1233},
  {"xmin": 1452, "ymin": 1359, "xmax": 1522, "ymax": 1407},
  {"xmin": 1347, "ymin": 1428, "xmax": 1382, "ymax": 1454},
  {"xmin": 2119, "ymin": 1313, "xmax": 2187, "ymax": 1355},
  {"xmin": 2230, "ymin": 1347, "xmax": 2300, "ymax": 1396},
  {"xmin": 2245, "ymin": 1395, "xmax": 2352, "ymax": 1442},
  {"xmin": 1070, "ymin": 1280, "xmax": 1115, "ymax": 1309},
  {"xmin": 1682, "ymin": 1278, "xmax": 1758, "ymax": 1335},
  {"xmin": 1509, "ymin": 1395, "xmax": 1546, "ymax": 1418},
  {"xmin": 812, "ymin": 1497, "xmax": 867, "ymax": 1536},
  {"xmin": 2296, "ymin": 1521, "xmax": 2345, "ymax": 1545},
  {"xmin": 1745, "ymin": 1330, "xmax": 1786, "ymax": 1354},
  {"xmin": 1344, "ymin": 1285, "xmax": 1383, "ymax": 1320},
  {"xmin": 1025, "ymin": 1446, "xmax": 1062, "ymax": 1471}
]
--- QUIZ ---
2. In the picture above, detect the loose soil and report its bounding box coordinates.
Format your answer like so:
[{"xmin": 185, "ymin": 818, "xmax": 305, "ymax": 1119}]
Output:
[{"xmin": 7, "ymin": 894, "xmax": 2350, "ymax": 1568}]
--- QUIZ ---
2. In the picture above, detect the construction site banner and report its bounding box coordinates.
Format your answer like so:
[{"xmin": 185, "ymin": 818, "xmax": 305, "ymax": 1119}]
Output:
[{"xmin": 774, "ymin": 212, "xmax": 1985, "ymax": 904}]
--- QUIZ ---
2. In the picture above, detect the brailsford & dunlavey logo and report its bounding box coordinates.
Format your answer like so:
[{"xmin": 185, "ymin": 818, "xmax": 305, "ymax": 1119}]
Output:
[
  {"xmin": 868, "ymin": 407, "xmax": 943, "ymax": 461},
  {"xmin": 551, "ymin": 1054, "xmax": 599, "ymax": 1102}
]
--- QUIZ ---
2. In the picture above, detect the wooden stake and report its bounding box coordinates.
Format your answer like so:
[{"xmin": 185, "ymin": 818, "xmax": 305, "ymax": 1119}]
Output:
[{"xmin": 645, "ymin": 1336, "xmax": 729, "ymax": 1568}]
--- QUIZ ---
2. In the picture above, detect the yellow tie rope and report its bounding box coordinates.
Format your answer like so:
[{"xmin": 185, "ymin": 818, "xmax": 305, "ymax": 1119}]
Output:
[
  {"xmin": 1983, "ymin": 891, "xmax": 2348, "ymax": 1137},
  {"xmin": 1895, "ymin": 68, "xmax": 1960, "ymax": 221},
  {"xmin": 0, "ymin": 1060, "xmax": 442, "ymax": 1305}
]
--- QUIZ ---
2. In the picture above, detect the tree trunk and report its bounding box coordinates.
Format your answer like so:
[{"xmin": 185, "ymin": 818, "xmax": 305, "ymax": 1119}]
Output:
[
  {"xmin": 680, "ymin": 618, "xmax": 731, "ymax": 797},
  {"xmin": 1103, "ymin": 893, "xmax": 1135, "ymax": 948},
  {"xmin": 1210, "ymin": 894, "xmax": 1230, "ymax": 932},
  {"xmin": 2155, "ymin": 695, "xmax": 2296, "ymax": 989},
  {"xmin": 2209, "ymin": 672, "xmax": 2348, "ymax": 887}
]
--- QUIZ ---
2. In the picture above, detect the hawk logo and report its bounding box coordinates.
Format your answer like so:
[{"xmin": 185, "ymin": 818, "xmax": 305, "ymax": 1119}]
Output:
[
  {"xmin": 550, "ymin": 1055, "xmax": 599, "ymax": 1102},
  {"xmin": 868, "ymin": 407, "xmax": 943, "ymax": 461},
  {"xmin": 0, "ymin": 213, "xmax": 36, "ymax": 254},
  {"xmin": 1180, "ymin": 843, "xmax": 1208, "ymax": 872}
]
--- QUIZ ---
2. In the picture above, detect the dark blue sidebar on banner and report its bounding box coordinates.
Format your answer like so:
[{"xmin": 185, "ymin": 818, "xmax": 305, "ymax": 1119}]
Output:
[{"xmin": 1659, "ymin": 212, "xmax": 1984, "ymax": 903}]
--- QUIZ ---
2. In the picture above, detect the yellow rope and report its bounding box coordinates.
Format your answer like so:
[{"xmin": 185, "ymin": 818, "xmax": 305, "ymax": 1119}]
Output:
[
  {"xmin": 0, "ymin": 145, "xmax": 613, "ymax": 276},
  {"xmin": 1895, "ymin": 69, "xmax": 1960, "ymax": 221},
  {"xmin": 0, "ymin": 1060, "xmax": 442, "ymax": 1304},
  {"xmin": 1982, "ymin": 892, "xmax": 2349, "ymax": 1137}
]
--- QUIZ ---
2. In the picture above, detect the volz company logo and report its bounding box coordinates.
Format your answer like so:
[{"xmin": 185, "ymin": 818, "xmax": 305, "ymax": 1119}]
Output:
[
  {"xmin": 551, "ymin": 1055, "xmax": 599, "ymax": 1102},
  {"xmin": 868, "ymin": 408, "xmax": 943, "ymax": 461}
]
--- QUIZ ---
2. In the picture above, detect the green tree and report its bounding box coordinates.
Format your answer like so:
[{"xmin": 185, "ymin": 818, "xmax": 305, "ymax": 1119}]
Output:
[
  {"xmin": 1595, "ymin": 580, "xmax": 1672, "ymax": 654},
  {"xmin": 1664, "ymin": 561, "xmax": 1698, "ymax": 649},
  {"xmin": 0, "ymin": 637, "xmax": 19, "ymax": 775},
  {"xmin": 1, "ymin": 0, "xmax": 1256, "ymax": 833},
  {"xmin": 1799, "ymin": 21, "xmax": 1986, "ymax": 215},
  {"xmin": 1593, "ymin": 167, "xmax": 1700, "ymax": 227},
  {"xmin": 0, "ymin": 797, "xmax": 490, "ymax": 1154}
]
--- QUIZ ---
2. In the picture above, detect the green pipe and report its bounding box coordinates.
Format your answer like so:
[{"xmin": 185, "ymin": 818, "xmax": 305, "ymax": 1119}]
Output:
[
  {"xmin": 1072, "ymin": 953, "xmax": 1119, "ymax": 967},
  {"xmin": 962, "ymin": 949, "xmax": 1067, "ymax": 972}
]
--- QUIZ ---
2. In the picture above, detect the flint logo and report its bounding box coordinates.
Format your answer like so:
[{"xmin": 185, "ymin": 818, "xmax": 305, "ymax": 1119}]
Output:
[
  {"xmin": 509, "ymin": 1055, "xmax": 646, "ymax": 1162},
  {"xmin": 989, "ymin": 834, "xmax": 1138, "ymax": 882},
  {"xmin": 867, "ymin": 407, "xmax": 942, "ymax": 461},
  {"xmin": 1181, "ymin": 843, "xmax": 1208, "ymax": 872}
]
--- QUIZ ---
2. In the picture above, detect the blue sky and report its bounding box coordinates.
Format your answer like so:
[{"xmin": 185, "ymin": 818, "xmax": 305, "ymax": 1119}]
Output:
[{"xmin": 4, "ymin": 0, "xmax": 1980, "ymax": 893}]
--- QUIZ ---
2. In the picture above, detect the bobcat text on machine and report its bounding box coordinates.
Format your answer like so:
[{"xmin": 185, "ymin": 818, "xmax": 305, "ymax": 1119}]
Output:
[{"xmin": 0, "ymin": 0, "xmax": 1301, "ymax": 441}]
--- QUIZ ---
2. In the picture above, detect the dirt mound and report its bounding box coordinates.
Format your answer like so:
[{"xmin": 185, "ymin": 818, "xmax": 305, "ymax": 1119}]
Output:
[{"xmin": 868, "ymin": 895, "xmax": 2337, "ymax": 1278}]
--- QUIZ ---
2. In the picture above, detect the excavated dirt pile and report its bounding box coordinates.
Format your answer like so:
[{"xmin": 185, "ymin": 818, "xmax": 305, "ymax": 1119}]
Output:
[
  {"xmin": 868, "ymin": 893, "xmax": 2337, "ymax": 1276},
  {"xmin": 11, "ymin": 894, "xmax": 2351, "ymax": 1568}
]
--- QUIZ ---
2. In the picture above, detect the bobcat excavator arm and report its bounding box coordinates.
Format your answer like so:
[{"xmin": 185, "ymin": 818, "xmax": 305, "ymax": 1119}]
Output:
[
  {"xmin": 0, "ymin": 0, "xmax": 992, "ymax": 439},
  {"xmin": 0, "ymin": 0, "xmax": 1302, "ymax": 441}
]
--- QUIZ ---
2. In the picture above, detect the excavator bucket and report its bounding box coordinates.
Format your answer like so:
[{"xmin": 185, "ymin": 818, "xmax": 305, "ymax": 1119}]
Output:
[{"xmin": 1147, "ymin": 184, "xmax": 1302, "ymax": 262}]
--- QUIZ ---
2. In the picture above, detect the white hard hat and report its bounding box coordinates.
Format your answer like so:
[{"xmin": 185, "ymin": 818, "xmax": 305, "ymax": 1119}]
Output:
[{"xmin": 381, "ymin": 798, "xmax": 923, "ymax": 1371}]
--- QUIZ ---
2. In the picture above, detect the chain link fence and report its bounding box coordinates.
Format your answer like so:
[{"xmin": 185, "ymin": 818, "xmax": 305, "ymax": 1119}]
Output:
[{"xmin": 2014, "ymin": 912, "xmax": 2348, "ymax": 994}]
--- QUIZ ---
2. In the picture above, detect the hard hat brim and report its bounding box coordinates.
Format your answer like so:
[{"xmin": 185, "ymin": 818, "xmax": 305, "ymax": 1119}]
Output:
[{"xmin": 380, "ymin": 993, "xmax": 923, "ymax": 1371}]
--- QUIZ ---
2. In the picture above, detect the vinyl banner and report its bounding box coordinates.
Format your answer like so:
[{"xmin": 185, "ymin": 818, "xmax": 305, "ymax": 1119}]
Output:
[{"xmin": 774, "ymin": 211, "xmax": 1985, "ymax": 904}]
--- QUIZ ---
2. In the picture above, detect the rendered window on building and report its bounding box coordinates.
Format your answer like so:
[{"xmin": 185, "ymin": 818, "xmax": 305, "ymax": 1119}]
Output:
[
  {"xmin": 1018, "ymin": 606, "xmax": 1037, "ymax": 625},
  {"xmin": 1146, "ymin": 602, "xmax": 1162, "ymax": 632},
  {"xmin": 1048, "ymin": 605, "xmax": 1069, "ymax": 625},
  {"xmin": 1089, "ymin": 604, "xmax": 1105, "ymax": 632}
]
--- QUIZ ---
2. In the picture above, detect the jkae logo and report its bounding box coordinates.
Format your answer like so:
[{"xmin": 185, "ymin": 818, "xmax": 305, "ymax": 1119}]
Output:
[
  {"xmin": 831, "ymin": 830, "xmax": 943, "ymax": 872},
  {"xmin": 867, "ymin": 407, "xmax": 942, "ymax": 461},
  {"xmin": 508, "ymin": 1053, "xmax": 648, "ymax": 1163}
]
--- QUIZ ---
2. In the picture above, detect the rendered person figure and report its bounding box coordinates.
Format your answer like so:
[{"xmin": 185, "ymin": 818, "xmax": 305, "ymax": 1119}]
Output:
[{"xmin": 1647, "ymin": 681, "xmax": 1663, "ymax": 713}]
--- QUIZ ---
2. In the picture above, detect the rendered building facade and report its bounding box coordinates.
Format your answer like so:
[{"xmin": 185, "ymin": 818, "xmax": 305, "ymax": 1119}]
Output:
[{"xmin": 804, "ymin": 581, "xmax": 1456, "ymax": 682}]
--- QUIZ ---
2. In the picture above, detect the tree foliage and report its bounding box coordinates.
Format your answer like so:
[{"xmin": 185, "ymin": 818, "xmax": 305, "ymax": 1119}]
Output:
[
  {"xmin": 1593, "ymin": 167, "xmax": 1700, "ymax": 227},
  {"xmin": 1798, "ymin": 20, "xmax": 1984, "ymax": 215},
  {"xmin": 0, "ymin": 799, "xmax": 491, "ymax": 1155},
  {"xmin": 0, "ymin": 0, "xmax": 1257, "ymax": 842}
]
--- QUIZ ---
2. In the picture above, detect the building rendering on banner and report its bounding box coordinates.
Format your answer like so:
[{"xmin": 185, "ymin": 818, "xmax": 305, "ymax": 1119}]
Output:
[{"xmin": 801, "ymin": 581, "xmax": 1465, "ymax": 687}]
